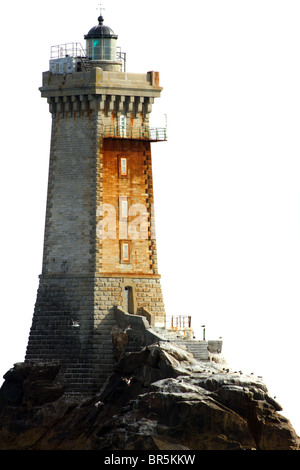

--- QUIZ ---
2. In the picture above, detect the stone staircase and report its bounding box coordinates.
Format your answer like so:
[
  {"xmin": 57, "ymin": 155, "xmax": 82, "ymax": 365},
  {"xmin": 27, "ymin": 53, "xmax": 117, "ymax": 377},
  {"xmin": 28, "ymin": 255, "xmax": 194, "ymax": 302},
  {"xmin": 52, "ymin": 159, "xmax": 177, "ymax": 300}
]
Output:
[
  {"xmin": 172, "ymin": 340, "xmax": 210, "ymax": 361},
  {"xmin": 115, "ymin": 310, "xmax": 221, "ymax": 363},
  {"xmin": 151, "ymin": 327, "xmax": 210, "ymax": 361}
]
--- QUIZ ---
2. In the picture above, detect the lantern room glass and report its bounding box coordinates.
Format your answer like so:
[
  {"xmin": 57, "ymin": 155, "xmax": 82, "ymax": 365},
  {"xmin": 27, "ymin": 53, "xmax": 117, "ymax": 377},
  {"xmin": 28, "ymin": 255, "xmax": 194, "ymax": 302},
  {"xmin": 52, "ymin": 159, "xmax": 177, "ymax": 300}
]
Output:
[{"xmin": 86, "ymin": 38, "xmax": 117, "ymax": 61}]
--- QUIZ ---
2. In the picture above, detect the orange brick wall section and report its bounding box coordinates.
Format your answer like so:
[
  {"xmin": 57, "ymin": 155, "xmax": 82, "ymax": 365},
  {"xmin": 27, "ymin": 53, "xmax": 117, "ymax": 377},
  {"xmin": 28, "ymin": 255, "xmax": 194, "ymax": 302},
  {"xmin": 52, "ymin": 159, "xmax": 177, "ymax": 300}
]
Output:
[{"xmin": 100, "ymin": 138, "xmax": 157, "ymax": 276}]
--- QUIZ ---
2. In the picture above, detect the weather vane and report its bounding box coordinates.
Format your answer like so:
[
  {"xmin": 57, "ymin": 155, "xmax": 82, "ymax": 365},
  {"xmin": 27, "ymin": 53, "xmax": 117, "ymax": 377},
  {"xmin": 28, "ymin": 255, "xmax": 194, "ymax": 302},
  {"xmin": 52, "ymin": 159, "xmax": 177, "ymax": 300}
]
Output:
[{"xmin": 97, "ymin": 3, "xmax": 105, "ymax": 16}]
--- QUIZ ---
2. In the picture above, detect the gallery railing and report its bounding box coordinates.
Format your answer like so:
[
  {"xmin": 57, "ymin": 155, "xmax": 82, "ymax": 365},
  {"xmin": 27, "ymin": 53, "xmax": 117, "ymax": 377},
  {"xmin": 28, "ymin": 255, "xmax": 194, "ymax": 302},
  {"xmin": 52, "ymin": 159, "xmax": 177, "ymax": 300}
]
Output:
[{"xmin": 103, "ymin": 125, "xmax": 167, "ymax": 141}]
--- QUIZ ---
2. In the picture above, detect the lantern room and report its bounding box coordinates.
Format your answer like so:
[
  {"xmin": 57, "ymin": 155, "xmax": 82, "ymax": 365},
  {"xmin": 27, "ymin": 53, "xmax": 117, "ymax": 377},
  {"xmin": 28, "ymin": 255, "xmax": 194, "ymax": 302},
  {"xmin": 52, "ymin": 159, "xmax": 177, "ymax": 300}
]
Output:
[{"xmin": 84, "ymin": 15, "xmax": 123, "ymax": 71}]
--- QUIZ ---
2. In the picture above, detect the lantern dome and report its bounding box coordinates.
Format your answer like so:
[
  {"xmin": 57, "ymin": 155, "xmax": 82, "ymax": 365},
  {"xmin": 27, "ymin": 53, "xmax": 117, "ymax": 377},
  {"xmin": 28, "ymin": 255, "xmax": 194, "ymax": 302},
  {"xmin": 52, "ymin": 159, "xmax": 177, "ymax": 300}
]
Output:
[{"xmin": 84, "ymin": 16, "xmax": 118, "ymax": 40}]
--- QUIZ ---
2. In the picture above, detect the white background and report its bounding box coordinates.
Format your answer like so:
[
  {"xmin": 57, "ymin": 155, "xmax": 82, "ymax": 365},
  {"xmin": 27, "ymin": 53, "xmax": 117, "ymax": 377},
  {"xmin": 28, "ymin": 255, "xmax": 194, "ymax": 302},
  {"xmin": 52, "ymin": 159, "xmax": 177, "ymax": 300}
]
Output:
[{"xmin": 1, "ymin": 0, "xmax": 300, "ymax": 436}]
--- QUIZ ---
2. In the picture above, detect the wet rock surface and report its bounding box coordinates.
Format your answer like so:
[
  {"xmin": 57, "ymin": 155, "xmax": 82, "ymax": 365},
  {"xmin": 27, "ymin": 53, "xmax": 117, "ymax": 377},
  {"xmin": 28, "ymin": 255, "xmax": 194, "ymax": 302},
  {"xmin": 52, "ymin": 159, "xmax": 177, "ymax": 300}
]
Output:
[{"xmin": 0, "ymin": 342, "xmax": 299, "ymax": 450}]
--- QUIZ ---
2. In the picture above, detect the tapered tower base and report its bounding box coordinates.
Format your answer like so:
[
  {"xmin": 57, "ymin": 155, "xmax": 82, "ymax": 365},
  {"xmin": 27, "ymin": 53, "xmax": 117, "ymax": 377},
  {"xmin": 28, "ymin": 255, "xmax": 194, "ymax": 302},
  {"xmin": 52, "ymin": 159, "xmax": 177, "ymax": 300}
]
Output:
[{"xmin": 26, "ymin": 273, "xmax": 165, "ymax": 395}]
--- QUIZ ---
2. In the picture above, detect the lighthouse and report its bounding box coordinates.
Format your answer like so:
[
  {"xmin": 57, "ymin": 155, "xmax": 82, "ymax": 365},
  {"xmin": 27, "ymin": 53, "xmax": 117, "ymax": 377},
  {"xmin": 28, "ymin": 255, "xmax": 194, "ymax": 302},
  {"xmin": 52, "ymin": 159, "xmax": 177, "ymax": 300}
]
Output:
[{"xmin": 25, "ymin": 15, "xmax": 167, "ymax": 396}]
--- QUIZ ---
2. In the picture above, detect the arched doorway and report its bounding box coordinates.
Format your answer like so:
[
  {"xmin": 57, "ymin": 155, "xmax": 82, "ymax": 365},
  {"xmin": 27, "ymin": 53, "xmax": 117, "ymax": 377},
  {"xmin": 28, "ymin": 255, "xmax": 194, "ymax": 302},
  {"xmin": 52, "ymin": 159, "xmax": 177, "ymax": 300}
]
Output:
[{"xmin": 124, "ymin": 286, "xmax": 134, "ymax": 314}]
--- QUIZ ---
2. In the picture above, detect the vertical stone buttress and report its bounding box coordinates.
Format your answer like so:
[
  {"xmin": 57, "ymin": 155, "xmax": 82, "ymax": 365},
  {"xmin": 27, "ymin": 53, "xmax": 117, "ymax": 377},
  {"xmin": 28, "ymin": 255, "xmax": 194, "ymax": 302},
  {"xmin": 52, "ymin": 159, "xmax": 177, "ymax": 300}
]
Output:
[{"xmin": 25, "ymin": 68, "xmax": 166, "ymax": 396}]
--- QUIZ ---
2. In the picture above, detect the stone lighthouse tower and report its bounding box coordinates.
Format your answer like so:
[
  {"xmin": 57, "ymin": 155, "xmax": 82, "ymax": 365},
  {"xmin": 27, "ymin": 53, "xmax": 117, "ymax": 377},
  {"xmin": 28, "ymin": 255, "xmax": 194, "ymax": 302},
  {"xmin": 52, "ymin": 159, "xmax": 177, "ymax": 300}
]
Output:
[{"xmin": 25, "ymin": 15, "xmax": 167, "ymax": 396}]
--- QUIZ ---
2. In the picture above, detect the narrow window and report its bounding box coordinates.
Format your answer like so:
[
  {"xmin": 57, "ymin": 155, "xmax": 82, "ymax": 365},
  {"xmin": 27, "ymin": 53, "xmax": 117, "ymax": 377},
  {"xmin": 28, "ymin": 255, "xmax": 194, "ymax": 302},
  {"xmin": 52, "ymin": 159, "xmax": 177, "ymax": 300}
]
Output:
[
  {"xmin": 121, "ymin": 158, "xmax": 127, "ymax": 175},
  {"xmin": 119, "ymin": 197, "xmax": 128, "ymax": 219},
  {"xmin": 123, "ymin": 243, "xmax": 129, "ymax": 261},
  {"xmin": 118, "ymin": 156, "xmax": 128, "ymax": 177},
  {"xmin": 121, "ymin": 199, "xmax": 128, "ymax": 218},
  {"xmin": 120, "ymin": 115, "xmax": 127, "ymax": 137},
  {"xmin": 120, "ymin": 241, "xmax": 131, "ymax": 263}
]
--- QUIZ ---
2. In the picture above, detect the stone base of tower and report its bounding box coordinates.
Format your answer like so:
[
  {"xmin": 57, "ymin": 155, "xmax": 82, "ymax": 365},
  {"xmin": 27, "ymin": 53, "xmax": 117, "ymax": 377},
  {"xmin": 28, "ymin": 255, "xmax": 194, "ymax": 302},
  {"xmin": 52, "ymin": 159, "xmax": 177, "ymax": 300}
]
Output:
[{"xmin": 25, "ymin": 274, "xmax": 165, "ymax": 396}]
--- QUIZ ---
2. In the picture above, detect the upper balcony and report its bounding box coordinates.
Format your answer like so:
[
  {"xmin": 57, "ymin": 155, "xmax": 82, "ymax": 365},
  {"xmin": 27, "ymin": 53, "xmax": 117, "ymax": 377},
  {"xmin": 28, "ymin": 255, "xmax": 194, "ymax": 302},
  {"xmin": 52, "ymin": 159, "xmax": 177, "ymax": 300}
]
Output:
[{"xmin": 103, "ymin": 125, "xmax": 167, "ymax": 142}]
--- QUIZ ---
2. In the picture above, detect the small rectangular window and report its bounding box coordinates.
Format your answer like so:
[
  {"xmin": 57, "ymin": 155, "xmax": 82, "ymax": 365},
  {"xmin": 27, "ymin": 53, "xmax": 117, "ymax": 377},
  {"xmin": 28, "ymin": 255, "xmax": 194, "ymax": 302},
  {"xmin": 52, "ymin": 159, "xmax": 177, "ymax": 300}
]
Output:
[
  {"xmin": 123, "ymin": 243, "xmax": 129, "ymax": 261},
  {"xmin": 120, "ymin": 240, "xmax": 131, "ymax": 263},
  {"xmin": 118, "ymin": 156, "xmax": 128, "ymax": 177},
  {"xmin": 121, "ymin": 199, "xmax": 128, "ymax": 218},
  {"xmin": 121, "ymin": 158, "xmax": 127, "ymax": 175},
  {"xmin": 120, "ymin": 115, "xmax": 127, "ymax": 137},
  {"xmin": 119, "ymin": 196, "xmax": 129, "ymax": 220}
]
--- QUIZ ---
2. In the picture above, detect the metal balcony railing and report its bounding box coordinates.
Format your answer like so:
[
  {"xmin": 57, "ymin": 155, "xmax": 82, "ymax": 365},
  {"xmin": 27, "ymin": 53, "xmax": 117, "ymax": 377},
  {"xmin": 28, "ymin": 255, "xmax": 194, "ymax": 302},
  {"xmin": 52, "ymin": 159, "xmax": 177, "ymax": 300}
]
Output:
[
  {"xmin": 166, "ymin": 316, "xmax": 192, "ymax": 329},
  {"xmin": 50, "ymin": 43, "xmax": 127, "ymax": 72},
  {"xmin": 103, "ymin": 126, "xmax": 167, "ymax": 141},
  {"xmin": 51, "ymin": 43, "xmax": 87, "ymax": 59}
]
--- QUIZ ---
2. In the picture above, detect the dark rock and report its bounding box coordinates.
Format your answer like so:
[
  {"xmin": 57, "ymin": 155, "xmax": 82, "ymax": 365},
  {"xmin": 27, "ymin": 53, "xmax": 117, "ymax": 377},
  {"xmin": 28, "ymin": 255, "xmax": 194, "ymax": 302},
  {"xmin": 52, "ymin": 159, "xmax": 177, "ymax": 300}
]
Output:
[
  {"xmin": 0, "ymin": 342, "xmax": 299, "ymax": 450},
  {"xmin": 0, "ymin": 362, "xmax": 65, "ymax": 410}
]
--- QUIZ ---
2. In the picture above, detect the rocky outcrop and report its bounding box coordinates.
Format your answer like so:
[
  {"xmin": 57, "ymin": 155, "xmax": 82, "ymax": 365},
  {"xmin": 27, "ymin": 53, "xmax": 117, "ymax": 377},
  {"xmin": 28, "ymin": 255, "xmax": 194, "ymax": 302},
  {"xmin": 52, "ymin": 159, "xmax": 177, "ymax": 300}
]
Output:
[{"xmin": 0, "ymin": 341, "xmax": 299, "ymax": 450}]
